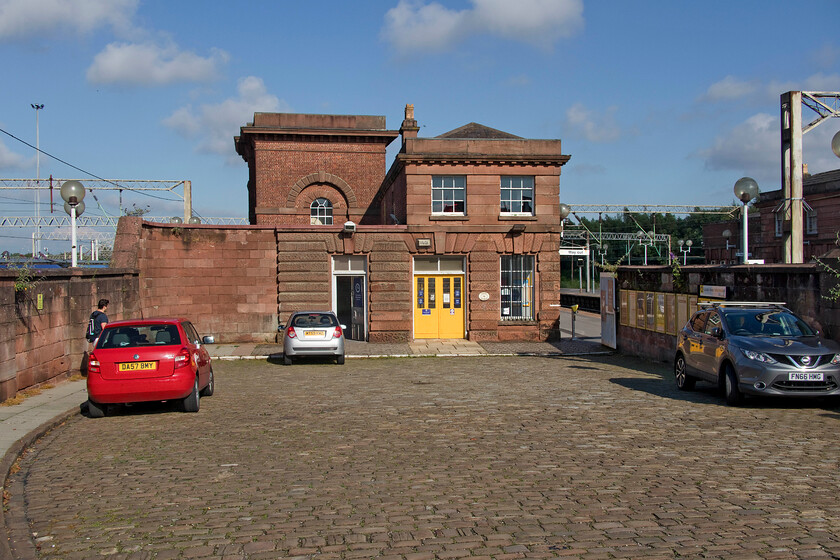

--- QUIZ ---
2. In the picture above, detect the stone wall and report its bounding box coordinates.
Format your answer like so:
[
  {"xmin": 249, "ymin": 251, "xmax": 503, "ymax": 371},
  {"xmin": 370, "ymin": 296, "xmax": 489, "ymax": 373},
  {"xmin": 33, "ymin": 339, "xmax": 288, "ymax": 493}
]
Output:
[
  {"xmin": 113, "ymin": 218, "xmax": 279, "ymax": 343},
  {"xmin": 0, "ymin": 268, "xmax": 138, "ymax": 402},
  {"xmin": 614, "ymin": 263, "xmax": 840, "ymax": 363}
]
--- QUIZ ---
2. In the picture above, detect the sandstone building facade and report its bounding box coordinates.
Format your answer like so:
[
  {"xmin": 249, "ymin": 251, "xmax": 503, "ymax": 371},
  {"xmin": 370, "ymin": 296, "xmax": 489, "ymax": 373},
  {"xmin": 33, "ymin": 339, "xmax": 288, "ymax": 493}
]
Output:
[{"xmin": 232, "ymin": 106, "xmax": 570, "ymax": 342}]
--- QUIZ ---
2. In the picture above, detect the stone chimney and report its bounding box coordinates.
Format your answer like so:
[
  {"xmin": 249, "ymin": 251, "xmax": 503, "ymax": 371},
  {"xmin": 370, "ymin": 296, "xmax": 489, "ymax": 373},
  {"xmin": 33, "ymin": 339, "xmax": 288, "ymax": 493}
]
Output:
[{"xmin": 400, "ymin": 104, "xmax": 419, "ymax": 147}]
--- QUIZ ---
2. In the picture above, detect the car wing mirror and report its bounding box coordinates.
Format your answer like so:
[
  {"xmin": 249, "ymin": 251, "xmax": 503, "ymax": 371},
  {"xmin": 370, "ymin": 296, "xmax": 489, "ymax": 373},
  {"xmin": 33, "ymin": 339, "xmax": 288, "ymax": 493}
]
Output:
[
  {"xmin": 202, "ymin": 335, "xmax": 215, "ymax": 344},
  {"xmin": 710, "ymin": 327, "xmax": 724, "ymax": 339},
  {"xmin": 278, "ymin": 324, "xmax": 285, "ymax": 331},
  {"xmin": 341, "ymin": 324, "xmax": 347, "ymax": 330}
]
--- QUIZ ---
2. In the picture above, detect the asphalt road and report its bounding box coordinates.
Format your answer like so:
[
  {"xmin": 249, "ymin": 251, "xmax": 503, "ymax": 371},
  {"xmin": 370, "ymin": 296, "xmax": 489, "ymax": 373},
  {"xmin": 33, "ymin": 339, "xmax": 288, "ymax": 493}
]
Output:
[{"xmin": 8, "ymin": 355, "xmax": 840, "ymax": 559}]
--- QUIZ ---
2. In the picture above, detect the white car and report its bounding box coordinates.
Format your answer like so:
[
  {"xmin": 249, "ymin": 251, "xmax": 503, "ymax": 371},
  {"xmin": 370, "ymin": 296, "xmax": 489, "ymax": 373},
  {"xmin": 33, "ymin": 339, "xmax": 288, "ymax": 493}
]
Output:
[{"xmin": 280, "ymin": 311, "xmax": 346, "ymax": 365}]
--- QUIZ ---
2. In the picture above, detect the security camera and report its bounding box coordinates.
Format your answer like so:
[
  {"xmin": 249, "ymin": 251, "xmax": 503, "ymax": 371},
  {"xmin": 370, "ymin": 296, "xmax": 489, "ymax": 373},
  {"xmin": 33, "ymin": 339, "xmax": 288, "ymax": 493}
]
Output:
[{"xmin": 343, "ymin": 221, "xmax": 356, "ymax": 234}]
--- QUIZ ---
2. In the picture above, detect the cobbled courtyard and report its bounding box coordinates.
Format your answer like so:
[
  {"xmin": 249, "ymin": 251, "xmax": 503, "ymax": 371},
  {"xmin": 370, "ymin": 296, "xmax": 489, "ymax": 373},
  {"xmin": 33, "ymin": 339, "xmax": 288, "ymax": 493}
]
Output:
[{"xmin": 8, "ymin": 355, "xmax": 840, "ymax": 559}]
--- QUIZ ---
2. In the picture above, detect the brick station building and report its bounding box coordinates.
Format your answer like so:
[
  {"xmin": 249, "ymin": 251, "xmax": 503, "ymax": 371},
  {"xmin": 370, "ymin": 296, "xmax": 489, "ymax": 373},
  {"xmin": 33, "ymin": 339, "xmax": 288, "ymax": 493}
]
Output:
[{"xmin": 232, "ymin": 105, "xmax": 571, "ymax": 343}]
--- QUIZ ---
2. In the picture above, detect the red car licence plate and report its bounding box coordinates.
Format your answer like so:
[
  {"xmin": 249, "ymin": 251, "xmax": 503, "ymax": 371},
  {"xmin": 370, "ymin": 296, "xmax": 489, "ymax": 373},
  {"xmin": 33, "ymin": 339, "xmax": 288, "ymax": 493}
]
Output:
[{"xmin": 118, "ymin": 361, "xmax": 157, "ymax": 372}]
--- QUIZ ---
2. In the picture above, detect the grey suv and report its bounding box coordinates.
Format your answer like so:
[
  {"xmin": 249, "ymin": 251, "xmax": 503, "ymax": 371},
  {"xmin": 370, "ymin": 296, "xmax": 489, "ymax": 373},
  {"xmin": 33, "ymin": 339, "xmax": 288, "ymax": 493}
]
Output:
[{"xmin": 674, "ymin": 302, "xmax": 840, "ymax": 405}]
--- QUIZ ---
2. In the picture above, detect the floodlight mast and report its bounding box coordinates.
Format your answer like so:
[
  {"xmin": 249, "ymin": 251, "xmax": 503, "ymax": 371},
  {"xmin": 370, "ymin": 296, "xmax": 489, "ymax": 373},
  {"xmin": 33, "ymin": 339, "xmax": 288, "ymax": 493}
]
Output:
[
  {"xmin": 780, "ymin": 91, "xmax": 840, "ymax": 264},
  {"xmin": 31, "ymin": 103, "xmax": 44, "ymax": 255}
]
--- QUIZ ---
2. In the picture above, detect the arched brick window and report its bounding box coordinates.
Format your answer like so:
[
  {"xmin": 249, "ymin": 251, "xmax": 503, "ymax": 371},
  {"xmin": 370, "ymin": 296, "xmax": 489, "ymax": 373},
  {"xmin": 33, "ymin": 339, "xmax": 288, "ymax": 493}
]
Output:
[{"xmin": 310, "ymin": 198, "xmax": 333, "ymax": 225}]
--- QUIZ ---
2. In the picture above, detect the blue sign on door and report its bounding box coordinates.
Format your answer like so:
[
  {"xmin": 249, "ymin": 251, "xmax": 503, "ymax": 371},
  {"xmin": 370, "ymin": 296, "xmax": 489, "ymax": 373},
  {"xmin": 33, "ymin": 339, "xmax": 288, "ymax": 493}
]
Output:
[{"xmin": 353, "ymin": 277, "xmax": 364, "ymax": 307}]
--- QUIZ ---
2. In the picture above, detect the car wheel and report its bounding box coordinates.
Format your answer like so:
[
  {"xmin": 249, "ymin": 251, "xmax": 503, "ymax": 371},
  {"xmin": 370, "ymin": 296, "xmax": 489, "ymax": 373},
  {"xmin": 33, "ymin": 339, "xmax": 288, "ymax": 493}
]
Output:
[
  {"xmin": 181, "ymin": 378, "xmax": 200, "ymax": 413},
  {"xmin": 336, "ymin": 354, "xmax": 345, "ymax": 365},
  {"xmin": 674, "ymin": 354, "xmax": 695, "ymax": 391},
  {"xmin": 87, "ymin": 399, "xmax": 106, "ymax": 418},
  {"xmin": 284, "ymin": 354, "xmax": 293, "ymax": 366},
  {"xmin": 723, "ymin": 365, "xmax": 744, "ymax": 406},
  {"xmin": 200, "ymin": 368, "xmax": 215, "ymax": 397}
]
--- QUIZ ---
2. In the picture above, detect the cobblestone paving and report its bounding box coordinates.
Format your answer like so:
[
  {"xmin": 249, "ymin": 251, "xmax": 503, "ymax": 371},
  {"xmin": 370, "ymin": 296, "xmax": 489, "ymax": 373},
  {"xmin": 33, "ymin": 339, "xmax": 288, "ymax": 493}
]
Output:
[{"xmin": 9, "ymin": 355, "xmax": 840, "ymax": 559}]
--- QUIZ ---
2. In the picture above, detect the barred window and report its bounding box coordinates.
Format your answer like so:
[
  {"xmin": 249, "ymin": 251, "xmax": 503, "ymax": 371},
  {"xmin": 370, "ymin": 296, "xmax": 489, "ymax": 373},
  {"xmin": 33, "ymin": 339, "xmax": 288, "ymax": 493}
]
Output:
[
  {"xmin": 310, "ymin": 198, "xmax": 333, "ymax": 225},
  {"xmin": 432, "ymin": 176, "xmax": 466, "ymax": 214},
  {"xmin": 500, "ymin": 255, "xmax": 535, "ymax": 321},
  {"xmin": 500, "ymin": 176, "xmax": 534, "ymax": 215}
]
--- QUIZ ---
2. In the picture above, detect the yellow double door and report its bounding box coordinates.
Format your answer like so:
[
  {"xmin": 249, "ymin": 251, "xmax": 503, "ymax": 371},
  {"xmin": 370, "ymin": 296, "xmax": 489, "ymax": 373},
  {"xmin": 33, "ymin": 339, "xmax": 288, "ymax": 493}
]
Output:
[{"xmin": 414, "ymin": 275, "xmax": 465, "ymax": 339}]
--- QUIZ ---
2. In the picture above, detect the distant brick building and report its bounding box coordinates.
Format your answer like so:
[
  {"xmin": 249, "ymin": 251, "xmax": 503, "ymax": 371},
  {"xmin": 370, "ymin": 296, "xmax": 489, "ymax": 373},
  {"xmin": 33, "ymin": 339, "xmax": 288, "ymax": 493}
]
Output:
[
  {"xmin": 703, "ymin": 169, "xmax": 840, "ymax": 264},
  {"xmin": 234, "ymin": 105, "xmax": 571, "ymax": 342}
]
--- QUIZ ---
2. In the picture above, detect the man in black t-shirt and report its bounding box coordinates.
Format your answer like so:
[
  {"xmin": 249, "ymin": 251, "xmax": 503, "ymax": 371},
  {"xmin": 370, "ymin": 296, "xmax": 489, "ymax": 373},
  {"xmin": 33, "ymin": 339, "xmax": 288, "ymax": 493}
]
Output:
[{"xmin": 87, "ymin": 299, "xmax": 109, "ymax": 350}]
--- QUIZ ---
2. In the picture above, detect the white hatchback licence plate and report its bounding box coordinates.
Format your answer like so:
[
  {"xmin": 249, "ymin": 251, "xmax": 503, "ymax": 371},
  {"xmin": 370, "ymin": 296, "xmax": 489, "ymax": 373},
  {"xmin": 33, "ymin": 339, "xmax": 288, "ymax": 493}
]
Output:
[{"xmin": 788, "ymin": 372, "xmax": 823, "ymax": 382}]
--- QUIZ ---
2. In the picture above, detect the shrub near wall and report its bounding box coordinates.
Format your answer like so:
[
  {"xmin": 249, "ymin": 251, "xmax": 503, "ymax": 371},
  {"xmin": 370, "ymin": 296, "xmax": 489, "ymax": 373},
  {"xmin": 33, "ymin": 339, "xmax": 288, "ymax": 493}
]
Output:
[{"xmin": 0, "ymin": 268, "xmax": 139, "ymax": 402}]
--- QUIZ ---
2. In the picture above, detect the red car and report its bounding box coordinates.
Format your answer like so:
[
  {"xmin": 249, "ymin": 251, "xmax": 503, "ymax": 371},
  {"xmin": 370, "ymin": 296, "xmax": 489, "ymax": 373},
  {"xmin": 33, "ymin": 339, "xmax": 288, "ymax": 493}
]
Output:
[{"xmin": 86, "ymin": 318, "xmax": 215, "ymax": 417}]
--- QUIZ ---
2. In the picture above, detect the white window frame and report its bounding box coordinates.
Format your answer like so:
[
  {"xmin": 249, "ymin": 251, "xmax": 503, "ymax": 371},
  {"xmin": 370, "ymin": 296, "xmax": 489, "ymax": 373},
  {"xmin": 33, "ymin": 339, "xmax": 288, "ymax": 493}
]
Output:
[
  {"xmin": 500, "ymin": 255, "xmax": 535, "ymax": 321},
  {"xmin": 500, "ymin": 176, "xmax": 534, "ymax": 216},
  {"xmin": 310, "ymin": 198, "xmax": 333, "ymax": 225},
  {"xmin": 431, "ymin": 176, "xmax": 466, "ymax": 215}
]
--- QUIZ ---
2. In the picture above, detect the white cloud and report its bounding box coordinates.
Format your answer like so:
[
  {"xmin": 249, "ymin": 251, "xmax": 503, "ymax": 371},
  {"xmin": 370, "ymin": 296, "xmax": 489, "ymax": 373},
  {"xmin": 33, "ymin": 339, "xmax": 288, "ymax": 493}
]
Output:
[
  {"xmin": 565, "ymin": 103, "xmax": 621, "ymax": 143},
  {"xmin": 699, "ymin": 73, "xmax": 840, "ymax": 106},
  {"xmin": 0, "ymin": 140, "xmax": 28, "ymax": 170},
  {"xmin": 700, "ymin": 75, "xmax": 758, "ymax": 102},
  {"xmin": 381, "ymin": 0, "xmax": 583, "ymax": 54},
  {"xmin": 87, "ymin": 41, "xmax": 229, "ymax": 86},
  {"xmin": 505, "ymin": 74, "xmax": 532, "ymax": 87},
  {"xmin": 382, "ymin": 1, "xmax": 466, "ymax": 53},
  {"xmin": 0, "ymin": 0, "xmax": 138, "ymax": 40},
  {"xmin": 802, "ymin": 121, "xmax": 840, "ymax": 175},
  {"xmin": 471, "ymin": 0, "xmax": 583, "ymax": 47},
  {"xmin": 813, "ymin": 43, "xmax": 840, "ymax": 69},
  {"xmin": 163, "ymin": 76, "xmax": 290, "ymax": 163},
  {"xmin": 698, "ymin": 113, "xmax": 779, "ymax": 182}
]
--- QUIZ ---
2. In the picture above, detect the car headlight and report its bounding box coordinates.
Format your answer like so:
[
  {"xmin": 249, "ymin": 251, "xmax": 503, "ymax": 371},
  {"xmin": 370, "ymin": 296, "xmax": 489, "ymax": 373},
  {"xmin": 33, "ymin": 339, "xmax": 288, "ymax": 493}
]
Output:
[{"xmin": 741, "ymin": 349, "xmax": 777, "ymax": 363}]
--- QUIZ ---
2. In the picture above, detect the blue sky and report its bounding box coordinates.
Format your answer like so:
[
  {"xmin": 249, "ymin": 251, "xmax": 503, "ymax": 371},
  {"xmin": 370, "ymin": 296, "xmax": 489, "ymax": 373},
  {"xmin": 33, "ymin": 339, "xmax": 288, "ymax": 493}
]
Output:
[{"xmin": 1, "ymin": 0, "xmax": 839, "ymax": 253}]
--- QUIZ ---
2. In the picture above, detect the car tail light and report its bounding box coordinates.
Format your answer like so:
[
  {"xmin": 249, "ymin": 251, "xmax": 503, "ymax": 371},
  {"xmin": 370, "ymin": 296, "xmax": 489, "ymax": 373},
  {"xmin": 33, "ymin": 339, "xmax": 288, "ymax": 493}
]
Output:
[
  {"xmin": 832, "ymin": 354, "xmax": 840, "ymax": 365},
  {"xmin": 174, "ymin": 347, "xmax": 192, "ymax": 369},
  {"xmin": 88, "ymin": 354, "xmax": 100, "ymax": 374},
  {"xmin": 286, "ymin": 326, "xmax": 297, "ymax": 339},
  {"xmin": 333, "ymin": 325, "xmax": 342, "ymax": 339}
]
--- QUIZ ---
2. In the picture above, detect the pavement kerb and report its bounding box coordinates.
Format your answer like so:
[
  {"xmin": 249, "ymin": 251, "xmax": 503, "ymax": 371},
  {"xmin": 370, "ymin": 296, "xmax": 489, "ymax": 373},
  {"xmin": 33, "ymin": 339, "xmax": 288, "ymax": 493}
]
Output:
[
  {"xmin": 214, "ymin": 350, "xmax": 614, "ymax": 361},
  {"xmin": 1, "ymin": 406, "xmax": 80, "ymax": 560}
]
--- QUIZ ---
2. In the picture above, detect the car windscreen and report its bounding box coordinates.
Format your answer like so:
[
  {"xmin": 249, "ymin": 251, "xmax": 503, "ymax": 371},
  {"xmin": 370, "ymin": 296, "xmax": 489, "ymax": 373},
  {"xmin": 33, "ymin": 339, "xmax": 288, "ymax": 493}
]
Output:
[
  {"xmin": 291, "ymin": 313, "xmax": 338, "ymax": 328},
  {"xmin": 723, "ymin": 310, "xmax": 816, "ymax": 337},
  {"xmin": 98, "ymin": 324, "xmax": 182, "ymax": 348}
]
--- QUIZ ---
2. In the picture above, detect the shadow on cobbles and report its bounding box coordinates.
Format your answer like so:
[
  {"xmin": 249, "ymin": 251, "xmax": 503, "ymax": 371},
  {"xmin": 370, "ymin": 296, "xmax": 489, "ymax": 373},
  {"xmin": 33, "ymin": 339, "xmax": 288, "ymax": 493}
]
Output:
[
  {"xmin": 80, "ymin": 399, "xmax": 184, "ymax": 418},
  {"xmin": 611, "ymin": 375, "xmax": 840, "ymax": 413},
  {"xmin": 266, "ymin": 355, "xmax": 344, "ymax": 366}
]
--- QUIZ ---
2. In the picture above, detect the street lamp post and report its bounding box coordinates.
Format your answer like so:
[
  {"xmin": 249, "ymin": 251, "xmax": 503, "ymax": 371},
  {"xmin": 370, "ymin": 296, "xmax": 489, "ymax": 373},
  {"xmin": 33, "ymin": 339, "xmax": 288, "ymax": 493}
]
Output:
[
  {"xmin": 60, "ymin": 180, "xmax": 86, "ymax": 267},
  {"xmin": 722, "ymin": 229, "xmax": 736, "ymax": 263},
  {"xmin": 637, "ymin": 230, "xmax": 654, "ymax": 265},
  {"xmin": 734, "ymin": 177, "xmax": 760, "ymax": 264},
  {"xmin": 833, "ymin": 130, "xmax": 840, "ymax": 159},
  {"xmin": 597, "ymin": 243, "xmax": 609, "ymax": 265},
  {"xmin": 678, "ymin": 239, "xmax": 693, "ymax": 265}
]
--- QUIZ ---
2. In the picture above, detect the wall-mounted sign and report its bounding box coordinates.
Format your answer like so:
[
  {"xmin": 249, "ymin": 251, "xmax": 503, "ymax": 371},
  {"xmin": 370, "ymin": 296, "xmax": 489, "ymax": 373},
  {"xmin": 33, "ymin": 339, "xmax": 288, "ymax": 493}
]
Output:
[
  {"xmin": 478, "ymin": 292, "xmax": 490, "ymax": 301},
  {"xmin": 558, "ymin": 247, "xmax": 588, "ymax": 256},
  {"xmin": 417, "ymin": 238, "xmax": 431, "ymax": 247},
  {"xmin": 699, "ymin": 285, "xmax": 727, "ymax": 299}
]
